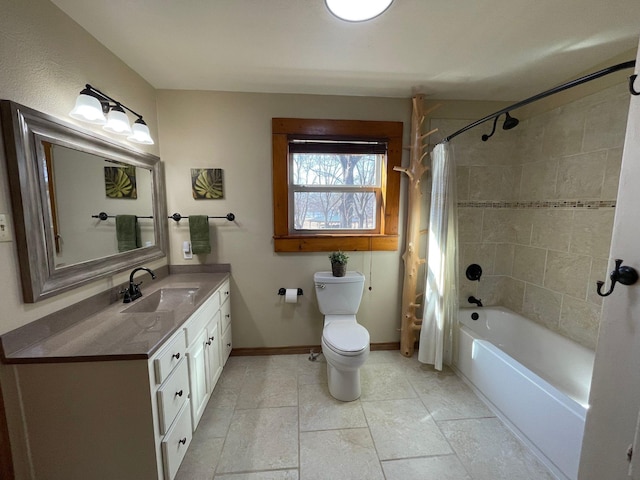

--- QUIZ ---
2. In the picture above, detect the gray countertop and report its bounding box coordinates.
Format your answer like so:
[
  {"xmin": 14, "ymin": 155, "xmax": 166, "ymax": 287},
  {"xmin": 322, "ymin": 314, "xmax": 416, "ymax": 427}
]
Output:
[{"xmin": 1, "ymin": 272, "xmax": 229, "ymax": 363}]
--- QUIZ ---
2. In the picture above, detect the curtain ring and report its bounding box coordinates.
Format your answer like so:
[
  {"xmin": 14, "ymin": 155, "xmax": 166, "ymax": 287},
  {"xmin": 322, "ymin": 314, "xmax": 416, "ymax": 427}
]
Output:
[{"xmin": 630, "ymin": 74, "xmax": 640, "ymax": 96}]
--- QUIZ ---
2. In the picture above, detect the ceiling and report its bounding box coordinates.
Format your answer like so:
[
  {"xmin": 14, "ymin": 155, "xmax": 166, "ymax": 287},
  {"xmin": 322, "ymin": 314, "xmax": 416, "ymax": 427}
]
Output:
[{"xmin": 51, "ymin": 0, "xmax": 640, "ymax": 101}]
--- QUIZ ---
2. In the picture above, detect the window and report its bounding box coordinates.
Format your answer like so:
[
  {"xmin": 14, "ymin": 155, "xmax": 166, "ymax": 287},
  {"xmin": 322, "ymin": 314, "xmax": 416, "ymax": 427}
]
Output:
[{"xmin": 272, "ymin": 118, "xmax": 403, "ymax": 252}]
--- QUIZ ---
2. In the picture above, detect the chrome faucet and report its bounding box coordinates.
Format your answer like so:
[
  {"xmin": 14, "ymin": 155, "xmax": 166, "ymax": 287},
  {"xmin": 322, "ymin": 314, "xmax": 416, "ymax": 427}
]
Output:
[
  {"xmin": 468, "ymin": 295, "xmax": 483, "ymax": 307},
  {"xmin": 123, "ymin": 267, "xmax": 156, "ymax": 303}
]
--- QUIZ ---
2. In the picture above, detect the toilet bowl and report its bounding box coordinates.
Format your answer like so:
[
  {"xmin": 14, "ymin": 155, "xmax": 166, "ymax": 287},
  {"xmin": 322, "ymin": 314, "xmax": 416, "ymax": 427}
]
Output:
[{"xmin": 314, "ymin": 271, "xmax": 370, "ymax": 401}]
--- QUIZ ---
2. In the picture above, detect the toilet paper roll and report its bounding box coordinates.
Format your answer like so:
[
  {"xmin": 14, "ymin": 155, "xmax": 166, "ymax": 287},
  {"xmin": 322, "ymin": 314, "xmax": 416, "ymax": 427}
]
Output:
[{"xmin": 284, "ymin": 288, "xmax": 298, "ymax": 304}]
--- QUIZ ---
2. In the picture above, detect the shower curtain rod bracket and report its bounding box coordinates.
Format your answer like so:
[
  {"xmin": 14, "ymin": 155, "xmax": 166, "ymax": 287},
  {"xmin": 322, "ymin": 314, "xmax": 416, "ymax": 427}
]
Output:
[{"xmin": 630, "ymin": 74, "xmax": 640, "ymax": 96}]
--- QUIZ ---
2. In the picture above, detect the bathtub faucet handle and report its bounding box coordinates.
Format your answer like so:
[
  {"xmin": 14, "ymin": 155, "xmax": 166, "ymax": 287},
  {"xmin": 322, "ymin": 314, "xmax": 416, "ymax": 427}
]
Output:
[{"xmin": 596, "ymin": 259, "xmax": 639, "ymax": 297}]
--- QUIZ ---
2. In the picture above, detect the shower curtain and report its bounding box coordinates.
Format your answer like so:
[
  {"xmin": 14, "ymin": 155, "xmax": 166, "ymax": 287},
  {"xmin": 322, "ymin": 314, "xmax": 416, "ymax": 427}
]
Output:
[{"xmin": 418, "ymin": 141, "xmax": 458, "ymax": 370}]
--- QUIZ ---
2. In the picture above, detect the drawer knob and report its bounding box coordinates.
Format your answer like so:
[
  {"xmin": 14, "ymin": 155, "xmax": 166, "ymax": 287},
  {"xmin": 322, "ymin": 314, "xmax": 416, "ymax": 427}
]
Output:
[
  {"xmin": 225, "ymin": 314, "xmax": 230, "ymax": 318},
  {"xmin": 179, "ymin": 437, "xmax": 187, "ymax": 445},
  {"xmin": 172, "ymin": 352, "xmax": 180, "ymax": 360},
  {"xmin": 225, "ymin": 291, "xmax": 229, "ymax": 295},
  {"xmin": 175, "ymin": 390, "xmax": 183, "ymax": 397},
  {"xmin": 209, "ymin": 336, "xmax": 215, "ymax": 341},
  {"xmin": 227, "ymin": 342, "xmax": 232, "ymax": 347},
  {"xmin": 206, "ymin": 340, "xmax": 212, "ymax": 346}
]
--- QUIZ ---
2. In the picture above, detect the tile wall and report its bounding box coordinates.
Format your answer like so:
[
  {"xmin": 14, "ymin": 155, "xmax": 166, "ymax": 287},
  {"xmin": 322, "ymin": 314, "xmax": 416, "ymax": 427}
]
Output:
[{"xmin": 431, "ymin": 82, "xmax": 630, "ymax": 349}]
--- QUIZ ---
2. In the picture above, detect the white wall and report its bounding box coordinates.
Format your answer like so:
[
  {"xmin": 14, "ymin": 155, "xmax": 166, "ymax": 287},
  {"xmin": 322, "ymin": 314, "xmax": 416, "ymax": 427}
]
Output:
[{"xmin": 157, "ymin": 90, "xmax": 411, "ymax": 348}]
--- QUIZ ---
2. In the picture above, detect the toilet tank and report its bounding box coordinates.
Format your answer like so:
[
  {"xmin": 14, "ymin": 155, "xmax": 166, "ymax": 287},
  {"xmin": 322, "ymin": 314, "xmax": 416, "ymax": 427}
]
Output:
[{"xmin": 314, "ymin": 271, "xmax": 365, "ymax": 315}]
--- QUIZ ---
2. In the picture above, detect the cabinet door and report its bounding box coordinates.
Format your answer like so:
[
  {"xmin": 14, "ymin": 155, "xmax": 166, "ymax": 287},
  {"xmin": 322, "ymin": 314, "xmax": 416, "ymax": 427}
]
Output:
[
  {"xmin": 186, "ymin": 328, "xmax": 208, "ymax": 429},
  {"xmin": 205, "ymin": 314, "xmax": 223, "ymax": 393}
]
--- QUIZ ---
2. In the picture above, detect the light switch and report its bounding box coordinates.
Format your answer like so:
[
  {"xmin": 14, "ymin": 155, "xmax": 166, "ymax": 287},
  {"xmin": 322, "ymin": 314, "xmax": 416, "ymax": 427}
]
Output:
[{"xmin": 0, "ymin": 214, "xmax": 10, "ymax": 242}]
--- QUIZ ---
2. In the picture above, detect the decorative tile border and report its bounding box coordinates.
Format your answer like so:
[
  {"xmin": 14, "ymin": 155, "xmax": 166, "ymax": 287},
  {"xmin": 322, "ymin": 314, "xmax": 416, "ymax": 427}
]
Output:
[{"xmin": 457, "ymin": 200, "xmax": 616, "ymax": 209}]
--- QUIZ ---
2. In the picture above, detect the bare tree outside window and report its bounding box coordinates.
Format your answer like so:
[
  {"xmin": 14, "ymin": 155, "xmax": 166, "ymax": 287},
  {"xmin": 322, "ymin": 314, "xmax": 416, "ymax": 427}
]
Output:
[{"xmin": 291, "ymin": 150, "xmax": 381, "ymax": 231}]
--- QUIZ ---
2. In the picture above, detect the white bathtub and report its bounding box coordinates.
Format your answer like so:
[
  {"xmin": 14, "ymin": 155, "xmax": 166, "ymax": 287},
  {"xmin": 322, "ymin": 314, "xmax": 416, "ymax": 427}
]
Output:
[{"xmin": 455, "ymin": 306, "xmax": 595, "ymax": 480}]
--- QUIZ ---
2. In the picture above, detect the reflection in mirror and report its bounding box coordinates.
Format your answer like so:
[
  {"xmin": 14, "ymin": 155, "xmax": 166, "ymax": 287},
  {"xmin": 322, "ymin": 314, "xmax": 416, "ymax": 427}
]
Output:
[
  {"xmin": 0, "ymin": 100, "xmax": 168, "ymax": 303},
  {"xmin": 44, "ymin": 143, "xmax": 155, "ymax": 268}
]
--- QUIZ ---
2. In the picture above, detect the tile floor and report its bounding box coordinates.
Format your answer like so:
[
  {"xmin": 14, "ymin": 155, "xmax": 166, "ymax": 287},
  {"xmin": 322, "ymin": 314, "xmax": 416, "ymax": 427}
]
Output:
[{"xmin": 176, "ymin": 350, "xmax": 556, "ymax": 480}]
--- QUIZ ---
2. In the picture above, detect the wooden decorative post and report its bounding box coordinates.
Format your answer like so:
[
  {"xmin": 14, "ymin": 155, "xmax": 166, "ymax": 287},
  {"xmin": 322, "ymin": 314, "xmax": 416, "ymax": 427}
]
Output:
[{"xmin": 394, "ymin": 95, "xmax": 438, "ymax": 357}]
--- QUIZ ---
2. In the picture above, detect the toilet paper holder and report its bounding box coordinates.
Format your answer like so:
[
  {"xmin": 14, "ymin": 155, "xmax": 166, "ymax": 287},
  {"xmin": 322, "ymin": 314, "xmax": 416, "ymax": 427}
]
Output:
[{"xmin": 278, "ymin": 288, "xmax": 303, "ymax": 296}]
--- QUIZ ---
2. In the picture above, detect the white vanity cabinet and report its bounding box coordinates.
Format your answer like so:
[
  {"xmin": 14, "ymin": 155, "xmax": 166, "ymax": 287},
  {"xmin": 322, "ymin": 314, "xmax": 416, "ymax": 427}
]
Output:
[
  {"xmin": 185, "ymin": 279, "xmax": 230, "ymax": 429},
  {"xmin": 10, "ymin": 275, "xmax": 232, "ymax": 480},
  {"xmin": 220, "ymin": 279, "xmax": 232, "ymax": 365}
]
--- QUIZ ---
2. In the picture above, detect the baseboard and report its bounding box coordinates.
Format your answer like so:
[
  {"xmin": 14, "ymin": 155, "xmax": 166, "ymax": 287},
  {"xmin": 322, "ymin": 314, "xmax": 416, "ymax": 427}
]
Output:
[{"xmin": 230, "ymin": 342, "xmax": 400, "ymax": 356}]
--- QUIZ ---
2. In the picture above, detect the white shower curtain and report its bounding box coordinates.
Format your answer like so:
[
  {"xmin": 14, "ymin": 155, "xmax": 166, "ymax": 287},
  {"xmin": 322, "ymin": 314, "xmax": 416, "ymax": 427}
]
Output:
[{"xmin": 418, "ymin": 142, "xmax": 459, "ymax": 370}]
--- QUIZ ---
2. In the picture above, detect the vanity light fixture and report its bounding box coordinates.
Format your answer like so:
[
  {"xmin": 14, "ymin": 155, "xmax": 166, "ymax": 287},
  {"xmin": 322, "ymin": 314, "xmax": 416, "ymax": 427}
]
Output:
[
  {"xmin": 69, "ymin": 84, "xmax": 154, "ymax": 145},
  {"xmin": 325, "ymin": 0, "xmax": 394, "ymax": 22}
]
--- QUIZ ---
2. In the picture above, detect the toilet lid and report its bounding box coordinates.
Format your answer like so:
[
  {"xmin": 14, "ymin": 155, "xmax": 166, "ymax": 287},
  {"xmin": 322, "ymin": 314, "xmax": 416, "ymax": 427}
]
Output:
[{"xmin": 323, "ymin": 322, "xmax": 370, "ymax": 354}]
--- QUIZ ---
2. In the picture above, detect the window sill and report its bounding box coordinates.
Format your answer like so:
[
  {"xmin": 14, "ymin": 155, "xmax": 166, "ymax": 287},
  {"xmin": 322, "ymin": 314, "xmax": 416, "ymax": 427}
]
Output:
[{"xmin": 273, "ymin": 234, "xmax": 398, "ymax": 252}]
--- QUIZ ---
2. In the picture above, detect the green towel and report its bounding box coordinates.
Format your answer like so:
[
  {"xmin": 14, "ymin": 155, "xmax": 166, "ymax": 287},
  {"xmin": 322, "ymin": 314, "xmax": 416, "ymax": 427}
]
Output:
[
  {"xmin": 189, "ymin": 215, "xmax": 211, "ymax": 254},
  {"xmin": 116, "ymin": 215, "xmax": 140, "ymax": 252}
]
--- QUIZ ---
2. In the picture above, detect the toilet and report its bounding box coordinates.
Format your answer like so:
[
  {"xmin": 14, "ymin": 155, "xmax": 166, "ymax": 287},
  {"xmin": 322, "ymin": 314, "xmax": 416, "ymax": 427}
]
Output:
[{"xmin": 314, "ymin": 271, "xmax": 370, "ymax": 401}]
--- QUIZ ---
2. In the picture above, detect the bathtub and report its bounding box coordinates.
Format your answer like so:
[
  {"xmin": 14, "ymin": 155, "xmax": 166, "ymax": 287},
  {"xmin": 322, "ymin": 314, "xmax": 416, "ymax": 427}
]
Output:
[{"xmin": 455, "ymin": 306, "xmax": 594, "ymax": 480}]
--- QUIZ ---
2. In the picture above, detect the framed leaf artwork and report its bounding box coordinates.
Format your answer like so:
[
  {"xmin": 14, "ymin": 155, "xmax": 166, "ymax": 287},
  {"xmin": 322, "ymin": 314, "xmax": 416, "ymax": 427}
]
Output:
[
  {"xmin": 105, "ymin": 166, "xmax": 137, "ymax": 199},
  {"xmin": 192, "ymin": 168, "xmax": 224, "ymax": 199}
]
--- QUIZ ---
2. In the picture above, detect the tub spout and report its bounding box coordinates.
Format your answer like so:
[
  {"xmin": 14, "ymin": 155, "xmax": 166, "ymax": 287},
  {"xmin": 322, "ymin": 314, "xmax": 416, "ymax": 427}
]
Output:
[{"xmin": 468, "ymin": 296, "xmax": 483, "ymax": 307}]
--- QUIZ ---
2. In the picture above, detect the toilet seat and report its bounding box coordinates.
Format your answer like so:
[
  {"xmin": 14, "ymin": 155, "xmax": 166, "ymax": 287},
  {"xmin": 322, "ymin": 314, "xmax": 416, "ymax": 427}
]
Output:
[{"xmin": 323, "ymin": 322, "xmax": 369, "ymax": 357}]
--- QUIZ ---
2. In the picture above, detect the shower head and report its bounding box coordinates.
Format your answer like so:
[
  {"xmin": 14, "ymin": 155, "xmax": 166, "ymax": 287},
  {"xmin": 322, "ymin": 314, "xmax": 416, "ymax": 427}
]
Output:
[
  {"xmin": 502, "ymin": 112, "xmax": 519, "ymax": 130},
  {"xmin": 481, "ymin": 111, "xmax": 520, "ymax": 141}
]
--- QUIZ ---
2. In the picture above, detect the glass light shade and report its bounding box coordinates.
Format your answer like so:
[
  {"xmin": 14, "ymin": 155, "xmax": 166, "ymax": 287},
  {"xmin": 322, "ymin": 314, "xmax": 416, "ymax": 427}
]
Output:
[
  {"xmin": 103, "ymin": 106, "xmax": 132, "ymax": 135},
  {"xmin": 127, "ymin": 119, "xmax": 154, "ymax": 145},
  {"xmin": 325, "ymin": 0, "xmax": 393, "ymax": 22},
  {"xmin": 69, "ymin": 93, "xmax": 106, "ymax": 125}
]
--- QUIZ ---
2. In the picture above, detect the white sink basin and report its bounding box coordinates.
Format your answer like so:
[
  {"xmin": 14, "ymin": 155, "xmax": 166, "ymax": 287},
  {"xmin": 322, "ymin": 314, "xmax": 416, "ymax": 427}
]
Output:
[{"xmin": 123, "ymin": 288, "xmax": 200, "ymax": 313}]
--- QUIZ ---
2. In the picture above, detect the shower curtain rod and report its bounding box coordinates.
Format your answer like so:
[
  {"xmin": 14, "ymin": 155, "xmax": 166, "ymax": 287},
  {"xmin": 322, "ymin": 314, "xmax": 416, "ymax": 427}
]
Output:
[{"xmin": 443, "ymin": 60, "xmax": 637, "ymax": 143}]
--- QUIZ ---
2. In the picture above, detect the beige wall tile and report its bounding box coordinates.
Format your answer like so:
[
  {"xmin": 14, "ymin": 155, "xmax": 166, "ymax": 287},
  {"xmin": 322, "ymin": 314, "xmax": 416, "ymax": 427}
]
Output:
[
  {"xmin": 555, "ymin": 151, "xmax": 607, "ymax": 199},
  {"xmin": 544, "ymin": 251, "xmax": 592, "ymax": 299},
  {"xmin": 494, "ymin": 243, "xmax": 515, "ymax": 275},
  {"xmin": 475, "ymin": 276, "xmax": 503, "ymax": 306},
  {"xmin": 501, "ymin": 277, "xmax": 526, "ymax": 313},
  {"xmin": 458, "ymin": 208, "xmax": 484, "ymax": 243},
  {"xmin": 515, "ymin": 118, "xmax": 545, "ymax": 165},
  {"xmin": 582, "ymin": 92, "xmax": 629, "ymax": 152},
  {"xmin": 602, "ymin": 147, "xmax": 623, "ymax": 200},
  {"xmin": 559, "ymin": 296, "xmax": 602, "ymax": 349},
  {"xmin": 519, "ymin": 159, "xmax": 558, "ymax": 200},
  {"xmin": 541, "ymin": 105, "xmax": 586, "ymax": 158},
  {"xmin": 469, "ymin": 165, "xmax": 521, "ymax": 201},
  {"xmin": 482, "ymin": 209, "xmax": 532, "ymax": 244},
  {"xmin": 457, "ymin": 166, "xmax": 470, "ymax": 201},
  {"xmin": 570, "ymin": 209, "xmax": 615, "ymax": 257},
  {"xmin": 462, "ymin": 243, "xmax": 496, "ymax": 276},
  {"xmin": 530, "ymin": 209, "xmax": 573, "ymax": 252},
  {"xmin": 512, "ymin": 245, "xmax": 547, "ymax": 284},
  {"xmin": 522, "ymin": 284, "xmax": 562, "ymax": 330}
]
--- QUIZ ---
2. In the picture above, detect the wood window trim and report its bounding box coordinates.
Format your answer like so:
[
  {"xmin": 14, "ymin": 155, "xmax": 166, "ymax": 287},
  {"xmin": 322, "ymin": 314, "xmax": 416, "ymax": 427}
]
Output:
[{"xmin": 272, "ymin": 118, "xmax": 403, "ymax": 252}]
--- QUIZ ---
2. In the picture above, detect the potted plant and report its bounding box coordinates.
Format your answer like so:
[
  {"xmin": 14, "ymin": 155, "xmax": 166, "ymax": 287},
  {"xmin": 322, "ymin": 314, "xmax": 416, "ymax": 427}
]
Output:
[{"xmin": 329, "ymin": 251, "xmax": 349, "ymax": 277}]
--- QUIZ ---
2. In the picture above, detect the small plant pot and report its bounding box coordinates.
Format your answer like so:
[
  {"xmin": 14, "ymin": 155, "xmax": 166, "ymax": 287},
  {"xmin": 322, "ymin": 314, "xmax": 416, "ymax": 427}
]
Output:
[{"xmin": 332, "ymin": 263, "xmax": 346, "ymax": 277}]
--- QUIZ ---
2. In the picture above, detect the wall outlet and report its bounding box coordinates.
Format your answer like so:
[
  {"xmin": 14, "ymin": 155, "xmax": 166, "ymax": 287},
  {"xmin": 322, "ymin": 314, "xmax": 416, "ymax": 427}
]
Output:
[
  {"xmin": 183, "ymin": 241, "xmax": 193, "ymax": 260},
  {"xmin": 0, "ymin": 214, "xmax": 10, "ymax": 242}
]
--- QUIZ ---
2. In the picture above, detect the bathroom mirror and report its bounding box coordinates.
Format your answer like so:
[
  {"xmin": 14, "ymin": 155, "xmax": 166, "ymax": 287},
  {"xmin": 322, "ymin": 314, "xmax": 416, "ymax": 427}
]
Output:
[{"xmin": 0, "ymin": 100, "xmax": 168, "ymax": 302}]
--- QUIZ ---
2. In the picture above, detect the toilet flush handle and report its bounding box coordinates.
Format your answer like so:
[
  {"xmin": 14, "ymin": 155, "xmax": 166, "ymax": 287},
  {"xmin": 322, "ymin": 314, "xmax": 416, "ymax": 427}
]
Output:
[{"xmin": 316, "ymin": 283, "xmax": 326, "ymax": 289}]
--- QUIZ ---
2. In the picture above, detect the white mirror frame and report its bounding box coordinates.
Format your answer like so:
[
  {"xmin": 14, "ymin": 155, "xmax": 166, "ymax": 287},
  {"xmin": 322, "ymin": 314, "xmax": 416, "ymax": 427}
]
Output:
[{"xmin": 0, "ymin": 100, "xmax": 168, "ymax": 303}]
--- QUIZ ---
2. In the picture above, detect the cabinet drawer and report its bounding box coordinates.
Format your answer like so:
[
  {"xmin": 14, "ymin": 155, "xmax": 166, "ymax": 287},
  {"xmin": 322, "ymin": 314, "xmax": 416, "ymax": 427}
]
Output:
[
  {"xmin": 219, "ymin": 280, "xmax": 230, "ymax": 306},
  {"xmin": 157, "ymin": 359, "xmax": 190, "ymax": 435},
  {"xmin": 154, "ymin": 330, "xmax": 186, "ymax": 385},
  {"xmin": 222, "ymin": 324, "xmax": 232, "ymax": 366},
  {"xmin": 184, "ymin": 294, "xmax": 219, "ymax": 346},
  {"xmin": 220, "ymin": 298, "xmax": 231, "ymax": 333},
  {"xmin": 161, "ymin": 402, "xmax": 192, "ymax": 480}
]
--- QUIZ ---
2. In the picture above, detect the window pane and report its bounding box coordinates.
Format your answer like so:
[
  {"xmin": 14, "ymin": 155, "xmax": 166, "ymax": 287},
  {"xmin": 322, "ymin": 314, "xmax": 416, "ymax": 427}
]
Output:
[
  {"xmin": 293, "ymin": 191, "xmax": 377, "ymax": 230},
  {"xmin": 292, "ymin": 153, "xmax": 380, "ymax": 187}
]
